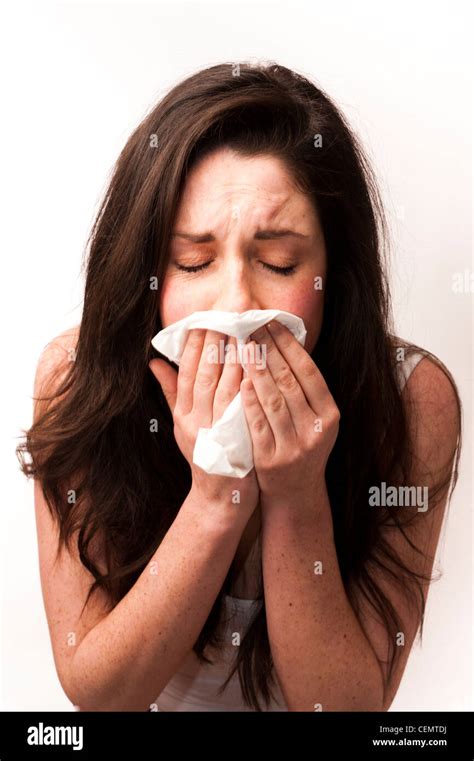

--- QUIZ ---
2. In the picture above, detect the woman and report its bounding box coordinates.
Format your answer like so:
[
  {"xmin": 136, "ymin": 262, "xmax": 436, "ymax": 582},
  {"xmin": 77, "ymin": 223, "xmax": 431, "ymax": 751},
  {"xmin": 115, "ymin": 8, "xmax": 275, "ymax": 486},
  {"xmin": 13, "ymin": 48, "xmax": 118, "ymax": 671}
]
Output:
[{"xmin": 17, "ymin": 61, "xmax": 462, "ymax": 712}]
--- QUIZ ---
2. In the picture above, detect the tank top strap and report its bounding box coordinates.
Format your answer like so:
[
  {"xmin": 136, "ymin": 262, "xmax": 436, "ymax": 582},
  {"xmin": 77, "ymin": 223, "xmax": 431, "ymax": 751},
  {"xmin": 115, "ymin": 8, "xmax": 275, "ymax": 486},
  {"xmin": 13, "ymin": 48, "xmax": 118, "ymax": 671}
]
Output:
[{"xmin": 395, "ymin": 349, "xmax": 426, "ymax": 391}]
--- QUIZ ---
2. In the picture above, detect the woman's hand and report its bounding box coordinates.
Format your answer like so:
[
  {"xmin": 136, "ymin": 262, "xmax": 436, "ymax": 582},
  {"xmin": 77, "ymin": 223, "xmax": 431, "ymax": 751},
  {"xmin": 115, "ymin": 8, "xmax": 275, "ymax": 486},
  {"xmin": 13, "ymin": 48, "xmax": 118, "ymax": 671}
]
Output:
[
  {"xmin": 149, "ymin": 329, "xmax": 260, "ymax": 519},
  {"xmin": 240, "ymin": 320, "xmax": 340, "ymax": 514}
]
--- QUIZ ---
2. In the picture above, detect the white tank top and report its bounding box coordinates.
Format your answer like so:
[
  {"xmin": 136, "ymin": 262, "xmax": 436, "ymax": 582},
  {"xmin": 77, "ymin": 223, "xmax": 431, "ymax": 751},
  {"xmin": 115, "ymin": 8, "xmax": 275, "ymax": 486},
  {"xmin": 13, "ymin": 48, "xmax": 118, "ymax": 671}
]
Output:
[{"xmin": 154, "ymin": 350, "xmax": 426, "ymax": 712}]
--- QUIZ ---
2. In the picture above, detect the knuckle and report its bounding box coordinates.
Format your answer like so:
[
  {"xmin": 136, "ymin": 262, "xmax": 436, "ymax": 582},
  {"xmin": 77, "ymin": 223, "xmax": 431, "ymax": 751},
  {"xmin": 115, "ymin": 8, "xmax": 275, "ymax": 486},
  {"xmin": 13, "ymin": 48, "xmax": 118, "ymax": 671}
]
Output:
[
  {"xmin": 252, "ymin": 417, "xmax": 268, "ymax": 436},
  {"xmin": 275, "ymin": 369, "xmax": 297, "ymax": 392},
  {"xmin": 301, "ymin": 360, "xmax": 317, "ymax": 380},
  {"xmin": 214, "ymin": 388, "xmax": 235, "ymax": 407},
  {"xmin": 178, "ymin": 367, "xmax": 195, "ymax": 384},
  {"xmin": 195, "ymin": 370, "xmax": 216, "ymax": 390},
  {"xmin": 268, "ymin": 393, "xmax": 285, "ymax": 414},
  {"xmin": 285, "ymin": 446, "xmax": 303, "ymax": 464},
  {"xmin": 302, "ymin": 435, "xmax": 317, "ymax": 452}
]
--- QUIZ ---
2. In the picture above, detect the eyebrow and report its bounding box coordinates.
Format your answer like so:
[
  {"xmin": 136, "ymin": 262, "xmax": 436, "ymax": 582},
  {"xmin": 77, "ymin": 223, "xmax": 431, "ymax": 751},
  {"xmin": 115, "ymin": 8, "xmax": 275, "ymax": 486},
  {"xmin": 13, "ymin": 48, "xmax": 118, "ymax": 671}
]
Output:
[{"xmin": 171, "ymin": 228, "xmax": 310, "ymax": 243}]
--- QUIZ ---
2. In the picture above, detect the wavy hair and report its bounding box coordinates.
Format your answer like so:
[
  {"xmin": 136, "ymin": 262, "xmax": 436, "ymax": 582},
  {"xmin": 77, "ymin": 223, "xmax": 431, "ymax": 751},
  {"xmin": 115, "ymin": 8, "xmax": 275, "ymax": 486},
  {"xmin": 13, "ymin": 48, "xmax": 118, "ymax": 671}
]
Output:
[{"xmin": 16, "ymin": 61, "xmax": 462, "ymax": 710}]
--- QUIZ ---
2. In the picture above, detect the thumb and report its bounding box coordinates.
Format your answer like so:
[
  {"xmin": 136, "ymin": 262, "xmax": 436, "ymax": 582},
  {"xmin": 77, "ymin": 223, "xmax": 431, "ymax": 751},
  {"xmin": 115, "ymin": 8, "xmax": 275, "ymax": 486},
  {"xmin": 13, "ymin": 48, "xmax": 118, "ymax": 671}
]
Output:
[{"xmin": 148, "ymin": 358, "xmax": 178, "ymax": 415}]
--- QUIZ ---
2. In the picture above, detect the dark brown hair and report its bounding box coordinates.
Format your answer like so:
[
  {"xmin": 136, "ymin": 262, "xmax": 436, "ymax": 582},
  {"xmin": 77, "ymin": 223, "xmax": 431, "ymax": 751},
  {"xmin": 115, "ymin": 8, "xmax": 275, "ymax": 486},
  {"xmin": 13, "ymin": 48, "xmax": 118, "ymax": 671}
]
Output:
[{"xmin": 16, "ymin": 61, "xmax": 462, "ymax": 710}]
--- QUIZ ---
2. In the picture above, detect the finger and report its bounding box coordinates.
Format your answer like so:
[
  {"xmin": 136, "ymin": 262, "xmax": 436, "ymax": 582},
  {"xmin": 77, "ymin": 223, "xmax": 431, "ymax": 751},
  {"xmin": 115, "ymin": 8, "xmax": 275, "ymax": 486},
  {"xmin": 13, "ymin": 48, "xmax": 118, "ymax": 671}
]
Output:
[
  {"xmin": 175, "ymin": 328, "xmax": 206, "ymax": 415},
  {"xmin": 148, "ymin": 359, "xmax": 178, "ymax": 415},
  {"xmin": 193, "ymin": 329, "xmax": 227, "ymax": 427},
  {"xmin": 213, "ymin": 335, "xmax": 242, "ymax": 423},
  {"xmin": 242, "ymin": 340, "xmax": 296, "ymax": 443},
  {"xmin": 265, "ymin": 320, "xmax": 332, "ymax": 414},
  {"xmin": 240, "ymin": 376, "xmax": 275, "ymax": 455},
  {"xmin": 249, "ymin": 324, "xmax": 309, "ymax": 426}
]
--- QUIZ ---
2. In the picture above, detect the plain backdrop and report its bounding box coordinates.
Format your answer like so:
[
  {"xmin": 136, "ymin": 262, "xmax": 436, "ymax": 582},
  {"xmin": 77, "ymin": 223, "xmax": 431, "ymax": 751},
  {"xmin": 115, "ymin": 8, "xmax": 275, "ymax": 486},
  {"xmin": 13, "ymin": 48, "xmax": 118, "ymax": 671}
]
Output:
[{"xmin": 1, "ymin": 0, "xmax": 472, "ymax": 711}]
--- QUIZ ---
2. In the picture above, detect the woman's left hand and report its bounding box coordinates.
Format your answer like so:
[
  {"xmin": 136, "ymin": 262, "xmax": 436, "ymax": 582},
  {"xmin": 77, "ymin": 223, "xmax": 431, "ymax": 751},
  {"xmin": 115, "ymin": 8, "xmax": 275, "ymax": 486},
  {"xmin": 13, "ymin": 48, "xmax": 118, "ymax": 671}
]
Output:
[{"xmin": 240, "ymin": 319, "xmax": 340, "ymax": 512}]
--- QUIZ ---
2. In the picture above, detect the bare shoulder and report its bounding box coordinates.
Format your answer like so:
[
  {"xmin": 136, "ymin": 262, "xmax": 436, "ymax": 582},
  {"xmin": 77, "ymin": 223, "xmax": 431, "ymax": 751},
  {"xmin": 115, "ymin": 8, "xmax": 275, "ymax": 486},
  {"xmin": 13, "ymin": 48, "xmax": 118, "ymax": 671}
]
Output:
[
  {"xmin": 401, "ymin": 354, "xmax": 461, "ymax": 475},
  {"xmin": 35, "ymin": 324, "xmax": 80, "ymax": 378},
  {"xmin": 34, "ymin": 325, "xmax": 81, "ymax": 417},
  {"xmin": 403, "ymin": 352, "xmax": 459, "ymax": 403}
]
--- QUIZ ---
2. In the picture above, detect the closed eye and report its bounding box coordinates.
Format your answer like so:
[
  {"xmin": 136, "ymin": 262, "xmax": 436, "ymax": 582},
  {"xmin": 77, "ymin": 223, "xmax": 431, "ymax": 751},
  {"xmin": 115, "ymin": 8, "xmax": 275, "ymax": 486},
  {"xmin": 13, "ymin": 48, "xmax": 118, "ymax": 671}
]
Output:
[
  {"xmin": 175, "ymin": 262, "xmax": 210, "ymax": 273},
  {"xmin": 175, "ymin": 261, "xmax": 297, "ymax": 276},
  {"xmin": 262, "ymin": 262, "xmax": 297, "ymax": 276}
]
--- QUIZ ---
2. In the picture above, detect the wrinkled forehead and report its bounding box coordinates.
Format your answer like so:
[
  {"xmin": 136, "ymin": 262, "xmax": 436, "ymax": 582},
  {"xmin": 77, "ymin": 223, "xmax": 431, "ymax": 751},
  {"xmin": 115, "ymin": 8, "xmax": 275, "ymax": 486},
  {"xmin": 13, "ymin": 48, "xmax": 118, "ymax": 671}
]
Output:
[{"xmin": 174, "ymin": 151, "xmax": 315, "ymax": 237}]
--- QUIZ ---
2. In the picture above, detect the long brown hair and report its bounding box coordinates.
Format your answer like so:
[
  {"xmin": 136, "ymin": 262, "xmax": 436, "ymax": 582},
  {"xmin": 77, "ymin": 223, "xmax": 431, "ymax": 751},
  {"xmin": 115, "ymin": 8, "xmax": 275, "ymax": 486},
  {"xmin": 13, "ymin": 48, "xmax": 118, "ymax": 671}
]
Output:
[{"xmin": 16, "ymin": 61, "xmax": 462, "ymax": 710}]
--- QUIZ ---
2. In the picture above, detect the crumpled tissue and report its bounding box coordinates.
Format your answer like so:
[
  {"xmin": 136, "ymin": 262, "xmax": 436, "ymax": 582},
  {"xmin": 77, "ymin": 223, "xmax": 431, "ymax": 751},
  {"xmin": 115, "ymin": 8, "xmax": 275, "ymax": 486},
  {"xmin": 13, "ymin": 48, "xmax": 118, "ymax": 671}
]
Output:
[{"xmin": 151, "ymin": 309, "xmax": 307, "ymax": 478}]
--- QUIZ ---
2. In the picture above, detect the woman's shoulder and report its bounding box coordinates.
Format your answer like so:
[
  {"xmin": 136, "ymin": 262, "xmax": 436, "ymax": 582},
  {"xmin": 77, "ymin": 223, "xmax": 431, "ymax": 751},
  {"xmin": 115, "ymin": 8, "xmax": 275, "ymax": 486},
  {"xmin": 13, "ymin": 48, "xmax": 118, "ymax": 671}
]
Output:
[
  {"xmin": 38, "ymin": 324, "xmax": 80, "ymax": 361},
  {"xmin": 36, "ymin": 324, "xmax": 80, "ymax": 373},
  {"xmin": 390, "ymin": 336, "xmax": 456, "ymax": 393},
  {"xmin": 391, "ymin": 337, "xmax": 461, "ymax": 461},
  {"xmin": 34, "ymin": 324, "xmax": 81, "ymax": 417}
]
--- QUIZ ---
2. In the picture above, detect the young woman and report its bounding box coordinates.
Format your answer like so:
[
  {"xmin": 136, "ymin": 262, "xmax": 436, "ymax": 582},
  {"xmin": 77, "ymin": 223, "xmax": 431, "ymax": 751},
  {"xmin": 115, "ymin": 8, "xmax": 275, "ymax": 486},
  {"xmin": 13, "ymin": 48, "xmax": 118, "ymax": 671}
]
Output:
[{"xmin": 17, "ymin": 61, "xmax": 462, "ymax": 712}]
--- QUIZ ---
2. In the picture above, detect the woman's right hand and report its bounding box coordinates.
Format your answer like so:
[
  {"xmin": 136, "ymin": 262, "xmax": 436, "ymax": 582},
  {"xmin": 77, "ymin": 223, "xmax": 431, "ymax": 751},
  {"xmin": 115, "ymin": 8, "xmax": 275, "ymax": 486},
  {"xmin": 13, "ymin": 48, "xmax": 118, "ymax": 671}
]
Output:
[{"xmin": 149, "ymin": 329, "xmax": 260, "ymax": 520}]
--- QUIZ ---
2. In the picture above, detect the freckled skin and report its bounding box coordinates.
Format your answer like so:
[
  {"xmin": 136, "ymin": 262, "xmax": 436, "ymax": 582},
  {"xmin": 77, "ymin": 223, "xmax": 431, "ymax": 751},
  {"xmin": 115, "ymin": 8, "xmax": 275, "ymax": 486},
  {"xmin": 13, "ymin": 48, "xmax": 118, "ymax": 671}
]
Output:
[{"xmin": 159, "ymin": 147, "xmax": 327, "ymax": 353}]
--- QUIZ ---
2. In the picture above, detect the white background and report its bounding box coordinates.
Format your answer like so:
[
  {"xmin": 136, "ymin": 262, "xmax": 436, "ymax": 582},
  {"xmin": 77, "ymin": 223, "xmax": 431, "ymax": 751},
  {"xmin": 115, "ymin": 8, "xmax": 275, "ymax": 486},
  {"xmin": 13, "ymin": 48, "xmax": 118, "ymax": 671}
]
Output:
[{"xmin": 1, "ymin": 0, "xmax": 472, "ymax": 711}]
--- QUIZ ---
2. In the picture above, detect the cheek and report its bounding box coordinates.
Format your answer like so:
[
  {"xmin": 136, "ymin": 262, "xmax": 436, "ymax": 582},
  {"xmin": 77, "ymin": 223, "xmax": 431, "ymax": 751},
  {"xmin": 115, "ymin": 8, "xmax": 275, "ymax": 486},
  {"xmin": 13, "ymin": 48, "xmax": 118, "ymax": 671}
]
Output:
[
  {"xmin": 159, "ymin": 277, "xmax": 187, "ymax": 327},
  {"xmin": 273, "ymin": 287, "xmax": 324, "ymax": 354},
  {"xmin": 159, "ymin": 275, "xmax": 211, "ymax": 327},
  {"xmin": 278, "ymin": 286, "xmax": 325, "ymax": 353}
]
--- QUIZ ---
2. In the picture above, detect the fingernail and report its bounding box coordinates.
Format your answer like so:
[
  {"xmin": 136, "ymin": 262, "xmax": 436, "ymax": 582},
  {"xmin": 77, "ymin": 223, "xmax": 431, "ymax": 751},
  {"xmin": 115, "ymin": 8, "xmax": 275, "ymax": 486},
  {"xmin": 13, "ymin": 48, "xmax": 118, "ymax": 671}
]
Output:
[
  {"xmin": 267, "ymin": 320, "xmax": 281, "ymax": 334},
  {"xmin": 250, "ymin": 326, "xmax": 266, "ymax": 342}
]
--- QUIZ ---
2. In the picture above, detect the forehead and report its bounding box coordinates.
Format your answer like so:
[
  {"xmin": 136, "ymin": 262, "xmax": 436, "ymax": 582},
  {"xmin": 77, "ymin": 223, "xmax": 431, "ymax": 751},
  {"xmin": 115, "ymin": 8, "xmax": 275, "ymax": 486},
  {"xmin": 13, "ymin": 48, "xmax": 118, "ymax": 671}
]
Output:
[{"xmin": 175, "ymin": 148, "xmax": 316, "ymax": 231}]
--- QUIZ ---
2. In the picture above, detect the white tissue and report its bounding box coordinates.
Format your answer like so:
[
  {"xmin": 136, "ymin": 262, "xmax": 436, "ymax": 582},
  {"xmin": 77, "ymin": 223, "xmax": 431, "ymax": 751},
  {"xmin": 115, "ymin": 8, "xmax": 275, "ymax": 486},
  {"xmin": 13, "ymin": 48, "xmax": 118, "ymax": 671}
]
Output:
[{"xmin": 151, "ymin": 310, "xmax": 307, "ymax": 478}]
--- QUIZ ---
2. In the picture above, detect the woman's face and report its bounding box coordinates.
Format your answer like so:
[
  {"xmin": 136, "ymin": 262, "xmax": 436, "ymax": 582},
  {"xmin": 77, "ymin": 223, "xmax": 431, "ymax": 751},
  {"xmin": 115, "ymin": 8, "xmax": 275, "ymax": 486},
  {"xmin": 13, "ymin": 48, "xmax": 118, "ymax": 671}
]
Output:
[{"xmin": 159, "ymin": 147, "xmax": 327, "ymax": 353}]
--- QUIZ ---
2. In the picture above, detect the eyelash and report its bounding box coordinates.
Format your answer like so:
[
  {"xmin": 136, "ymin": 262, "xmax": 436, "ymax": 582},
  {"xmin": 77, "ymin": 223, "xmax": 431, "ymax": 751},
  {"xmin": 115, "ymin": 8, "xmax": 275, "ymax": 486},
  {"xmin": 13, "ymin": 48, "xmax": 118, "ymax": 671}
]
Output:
[{"xmin": 175, "ymin": 261, "xmax": 297, "ymax": 276}]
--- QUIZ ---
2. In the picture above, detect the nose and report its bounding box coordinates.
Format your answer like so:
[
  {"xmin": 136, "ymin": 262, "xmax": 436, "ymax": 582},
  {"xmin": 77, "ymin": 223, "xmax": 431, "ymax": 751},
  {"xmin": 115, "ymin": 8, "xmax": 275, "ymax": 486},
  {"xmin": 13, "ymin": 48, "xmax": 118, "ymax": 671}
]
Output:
[{"xmin": 211, "ymin": 257, "xmax": 262, "ymax": 313}]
